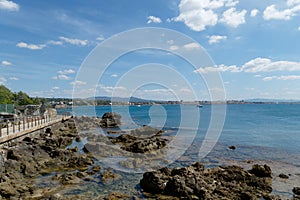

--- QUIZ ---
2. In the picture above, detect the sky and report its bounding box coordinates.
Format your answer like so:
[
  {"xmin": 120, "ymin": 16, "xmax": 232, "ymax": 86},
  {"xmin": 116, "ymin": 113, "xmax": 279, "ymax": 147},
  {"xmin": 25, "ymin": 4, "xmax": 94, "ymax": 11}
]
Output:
[{"xmin": 1, "ymin": 0, "xmax": 300, "ymax": 100}]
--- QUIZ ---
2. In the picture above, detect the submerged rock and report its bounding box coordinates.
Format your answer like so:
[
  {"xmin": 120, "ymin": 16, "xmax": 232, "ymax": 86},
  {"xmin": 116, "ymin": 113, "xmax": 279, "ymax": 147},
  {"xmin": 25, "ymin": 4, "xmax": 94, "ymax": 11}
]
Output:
[
  {"xmin": 140, "ymin": 162, "xmax": 273, "ymax": 199},
  {"xmin": 293, "ymin": 187, "xmax": 300, "ymax": 195}
]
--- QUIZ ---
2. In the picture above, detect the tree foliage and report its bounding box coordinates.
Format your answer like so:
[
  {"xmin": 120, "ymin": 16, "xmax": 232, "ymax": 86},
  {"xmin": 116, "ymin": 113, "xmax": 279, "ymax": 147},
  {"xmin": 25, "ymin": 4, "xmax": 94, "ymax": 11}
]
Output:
[{"xmin": 0, "ymin": 85, "xmax": 44, "ymax": 105}]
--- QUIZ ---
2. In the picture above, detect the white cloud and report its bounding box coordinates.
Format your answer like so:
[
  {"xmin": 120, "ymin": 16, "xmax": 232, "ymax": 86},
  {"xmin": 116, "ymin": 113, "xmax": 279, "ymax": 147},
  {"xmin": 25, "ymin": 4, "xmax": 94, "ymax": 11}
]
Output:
[
  {"xmin": 9, "ymin": 77, "xmax": 18, "ymax": 80},
  {"xmin": 0, "ymin": 0, "xmax": 19, "ymax": 11},
  {"xmin": 70, "ymin": 80, "xmax": 87, "ymax": 86},
  {"xmin": 195, "ymin": 64, "xmax": 239, "ymax": 73},
  {"xmin": 298, "ymin": 26, "xmax": 300, "ymax": 30},
  {"xmin": 52, "ymin": 86, "xmax": 60, "ymax": 90},
  {"xmin": 0, "ymin": 77, "xmax": 6, "ymax": 84},
  {"xmin": 111, "ymin": 74, "xmax": 118, "ymax": 78},
  {"xmin": 173, "ymin": 0, "xmax": 223, "ymax": 31},
  {"xmin": 48, "ymin": 40, "xmax": 63, "ymax": 46},
  {"xmin": 173, "ymin": 0, "xmax": 244, "ymax": 31},
  {"xmin": 16, "ymin": 42, "xmax": 46, "ymax": 50},
  {"xmin": 241, "ymin": 58, "xmax": 300, "ymax": 72},
  {"xmin": 263, "ymin": 75, "xmax": 300, "ymax": 81},
  {"xmin": 169, "ymin": 45, "xmax": 179, "ymax": 51},
  {"xmin": 167, "ymin": 40, "xmax": 174, "ymax": 45},
  {"xmin": 195, "ymin": 57, "xmax": 300, "ymax": 74},
  {"xmin": 1, "ymin": 60, "xmax": 12, "ymax": 66},
  {"xmin": 147, "ymin": 16, "xmax": 162, "ymax": 24},
  {"xmin": 263, "ymin": 1, "xmax": 300, "ymax": 21},
  {"xmin": 263, "ymin": 5, "xmax": 294, "ymax": 20},
  {"xmin": 208, "ymin": 35, "xmax": 227, "ymax": 44},
  {"xmin": 183, "ymin": 42, "xmax": 200, "ymax": 50},
  {"xmin": 220, "ymin": 7, "xmax": 247, "ymax": 27},
  {"xmin": 52, "ymin": 74, "xmax": 71, "ymax": 80},
  {"xmin": 225, "ymin": 0, "xmax": 239, "ymax": 7},
  {"xmin": 59, "ymin": 36, "xmax": 88, "ymax": 46},
  {"xmin": 287, "ymin": 0, "xmax": 300, "ymax": 7},
  {"xmin": 250, "ymin": 9, "xmax": 259, "ymax": 17},
  {"xmin": 96, "ymin": 35, "xmax": 105, "ymax": 41},
  {"xmin": 58, "ymin": 69, "xmax": 75, "ymax": 75}
]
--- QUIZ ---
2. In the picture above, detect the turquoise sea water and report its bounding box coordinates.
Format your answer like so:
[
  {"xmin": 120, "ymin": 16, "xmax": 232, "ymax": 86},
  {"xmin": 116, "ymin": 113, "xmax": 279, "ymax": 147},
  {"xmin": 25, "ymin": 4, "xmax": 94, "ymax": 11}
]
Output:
[
  {"xmin": 56, "ymin": 104, "xmax": 300, "ymax": 197},
  {"xmin": 58, "ymin": 104, "xmax": 300, "ymax": 166}
]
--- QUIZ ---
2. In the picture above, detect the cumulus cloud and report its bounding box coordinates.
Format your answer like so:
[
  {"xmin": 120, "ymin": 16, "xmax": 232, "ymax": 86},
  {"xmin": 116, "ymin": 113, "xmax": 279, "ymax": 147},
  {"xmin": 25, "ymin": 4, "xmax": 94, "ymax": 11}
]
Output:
[
  {"xmin": 174, "ymin": 1, "xmax": 218, "ymax": 31},
  {"xmin": 263, "ymin": 75, "xmax": 300, "ymax": 81},
  {"xmin": 47, "ymin": 40, "xmax": 63, "ymax": 46},
  {"xmin": 58, "ymin": 69, "xmax": 75, "ymax": 75},
  {"xmin": 9, "ymin": 77, "xmax": 18, "ymax": 80},
  {"xmin": 195, "ymin": 64, "xmax": 240, "ymax": 73},
  {"xmin": 0, "ymin": 0, "xmax": 19, "ymax": 11},
  {"xmin": 220, "ymin": 7, "xmax": 247, "ymax": 27},
  {"xmin": 194, "ymin": 57, "xmax": 300, "ymax": 73},
  {"xmin": 70, "ymin": 80, "xmax": 87, "ymax": 85},
  {"xmin": 250, "ymin": 9, "xmax": 259, "ymax": 17},
  {"xmin": 263, "ymin": 1, "xmax": 300, "ymax": 20},
  {"xmin": 183, "ymin": 42, "xmax": 200, "ymax": 50},
  {"xmin": 56, "ymin": 74, "xmax": 71, "ymax": 80},
  {"xmin": 52, "ymin": 86, "xmax": 60, "ymax": 90},
  {"xmin": 52, "ymin": 69, "xmax": 75, "ymax": 80},
  {"xmin": 16, "ymin": 42, "xmax": 46, "ymax": 50},
  {"xmin": 96, "ymin": 35, "xmax": 105, "ymax": 41},
  {"xmin": 169, "ymin": 45, "xmax": 179, "ymax": 51},
  {"xmin": 173, "ymin": 0, "xmax": 244, "ymax": 31},
  {"xmin": 241, "ymin": 58, "xmax": 300, "ymax": 72},
  {"xmin": 147, "ymin": 16, "xmax": 162, "ymax": 24},
  {"xmin": 208, "ymin": 35, "xmax": 227, "ymax": 44},
  {"xmin": 1, "ymin": 60, "xmax": 12, "ymax": 66},
  {"xmin": 111, "ymin": 74, "xmax": 118, "ymax": 78},
  {"xmin": 59, "ymin": 36, "xmax": 88, "ymax": 46}
]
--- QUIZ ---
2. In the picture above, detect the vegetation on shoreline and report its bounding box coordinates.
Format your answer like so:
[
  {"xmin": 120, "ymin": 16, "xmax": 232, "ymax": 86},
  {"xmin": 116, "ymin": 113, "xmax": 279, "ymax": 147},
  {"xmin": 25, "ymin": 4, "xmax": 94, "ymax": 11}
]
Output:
[{"xmin": 0, "ymin": 85, "xmax": 45, "ymax": 105}]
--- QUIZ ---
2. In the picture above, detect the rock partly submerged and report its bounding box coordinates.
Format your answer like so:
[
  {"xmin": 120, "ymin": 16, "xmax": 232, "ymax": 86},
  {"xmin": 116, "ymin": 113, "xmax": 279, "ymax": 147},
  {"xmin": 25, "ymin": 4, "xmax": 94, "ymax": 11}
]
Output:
[{"xmin": 140, "ymin": 162, "xmax": 275, "ymax": 200}]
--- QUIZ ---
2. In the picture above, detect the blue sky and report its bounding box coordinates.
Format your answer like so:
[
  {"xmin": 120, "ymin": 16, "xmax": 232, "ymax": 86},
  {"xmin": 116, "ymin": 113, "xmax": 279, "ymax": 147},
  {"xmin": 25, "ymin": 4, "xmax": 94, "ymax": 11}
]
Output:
[{"xmin": 1, "ymin": 0, "xmax": 300, "ymax": 100}]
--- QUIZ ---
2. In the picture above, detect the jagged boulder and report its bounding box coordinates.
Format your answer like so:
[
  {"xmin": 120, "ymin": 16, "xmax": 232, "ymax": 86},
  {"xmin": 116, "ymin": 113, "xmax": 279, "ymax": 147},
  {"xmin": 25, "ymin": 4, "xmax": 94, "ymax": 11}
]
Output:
[
  {"xmin": 100, "ymin": 112, "xmax": 121, "ymax": 128},
  {"xmin": 140, "ymin": 163, "xmax": 273, "ymax": 199}
]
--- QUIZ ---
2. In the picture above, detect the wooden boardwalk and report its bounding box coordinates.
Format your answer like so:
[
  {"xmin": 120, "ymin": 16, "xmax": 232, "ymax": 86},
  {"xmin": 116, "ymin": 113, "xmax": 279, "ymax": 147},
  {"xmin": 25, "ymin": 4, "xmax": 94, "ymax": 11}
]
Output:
[{"xmin": 0, "ymin": 115, "xmax": 71, "ymax": 144}]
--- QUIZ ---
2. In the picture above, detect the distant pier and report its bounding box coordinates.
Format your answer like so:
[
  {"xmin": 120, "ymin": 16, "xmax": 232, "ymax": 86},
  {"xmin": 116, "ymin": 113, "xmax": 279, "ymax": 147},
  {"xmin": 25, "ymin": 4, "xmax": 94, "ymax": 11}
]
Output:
[{"xmin": 0, "ymin": 114, "xmax": 71, "ymax": 144}]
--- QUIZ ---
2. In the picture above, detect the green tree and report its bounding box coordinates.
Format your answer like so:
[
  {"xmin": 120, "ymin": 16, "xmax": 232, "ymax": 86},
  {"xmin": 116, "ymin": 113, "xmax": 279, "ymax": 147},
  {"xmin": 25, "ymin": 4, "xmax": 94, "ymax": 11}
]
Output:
[
  {"xmin": 0, "ymin": 85, "xmax": 14, "ymax": 104},
  {"xmin": 16, "ymin": 91, "xmax": 34, "ymax": 105}
]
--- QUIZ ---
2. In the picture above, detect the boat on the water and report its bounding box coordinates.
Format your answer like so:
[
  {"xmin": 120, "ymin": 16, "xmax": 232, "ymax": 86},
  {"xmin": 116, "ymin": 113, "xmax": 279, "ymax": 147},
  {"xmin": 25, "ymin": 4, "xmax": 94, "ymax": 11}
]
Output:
[{"xmin": 196, "ymin": 104, "xmax": 203, "ymax": 108}]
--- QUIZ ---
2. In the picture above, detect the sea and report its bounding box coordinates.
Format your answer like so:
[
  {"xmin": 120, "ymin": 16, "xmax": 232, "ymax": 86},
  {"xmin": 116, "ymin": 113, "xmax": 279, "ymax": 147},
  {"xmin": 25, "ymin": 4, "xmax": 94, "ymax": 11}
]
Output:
[{"xmin": 56, "ymin": 104, "xmax": 300, "ymax": 198}]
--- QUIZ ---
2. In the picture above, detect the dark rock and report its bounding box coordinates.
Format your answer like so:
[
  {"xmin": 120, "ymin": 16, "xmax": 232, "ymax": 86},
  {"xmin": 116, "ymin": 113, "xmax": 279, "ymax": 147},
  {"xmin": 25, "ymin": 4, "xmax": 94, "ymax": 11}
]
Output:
[
  {"xmin": 140, "ymin": 163, "xmax": 273, "ymax": 199},
  {"xmin": 249, "ymin": 164, "xmax": 272, "ymax": 178},
  {"xmin": 228, "ymin": 145, "xmax": 236, "ymax": 150},
  {"xmin": 293, "ymin": 187, "xmax": 300, "ymax": 195},
  {"xmin": 122, "ymin": 137, "xmax": 167, "ymax": 153},
  {"xmin": 278, "ymin": 173, "xmax": 289, "ymax": 179},
  {"xmin": 100, "ymin": 112, "xmax": 121, "ymax": 128}
]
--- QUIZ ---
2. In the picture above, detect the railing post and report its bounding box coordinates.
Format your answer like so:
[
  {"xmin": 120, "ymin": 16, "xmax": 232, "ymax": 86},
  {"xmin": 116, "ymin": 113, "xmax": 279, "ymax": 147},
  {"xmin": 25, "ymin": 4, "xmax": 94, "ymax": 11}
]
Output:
[
  {"xmin": 34, "ymin": 117, "xmax": 37, "ymax": 126},
  {"xmin": 12, "ymin": 121, "xmax": 15, "ymax": 133},
  {"xmin": 18, "ymin": 121, "xmax": 21, "ymax": 132},
  {"xmin": 0, "ymin": 123, "xmax": 2, "ymax": 137},
  {"xmin": 27, "ymin": 117, "xmax": 30, "ymax": 129},
  {"xmin": 23, "ymin": 117, "xmax": 25, "ymax": 130},
  {"xmin": 6, "ymin": 121, "xmax": 9, "ymax": 136}
]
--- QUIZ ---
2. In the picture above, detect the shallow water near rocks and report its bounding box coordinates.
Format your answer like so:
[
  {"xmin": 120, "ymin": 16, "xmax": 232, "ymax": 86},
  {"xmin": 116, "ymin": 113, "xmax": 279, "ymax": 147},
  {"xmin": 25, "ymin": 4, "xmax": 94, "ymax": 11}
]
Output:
[{"xmin": 56, "ymin": 104, "xmax": 300, "ymax": 198}]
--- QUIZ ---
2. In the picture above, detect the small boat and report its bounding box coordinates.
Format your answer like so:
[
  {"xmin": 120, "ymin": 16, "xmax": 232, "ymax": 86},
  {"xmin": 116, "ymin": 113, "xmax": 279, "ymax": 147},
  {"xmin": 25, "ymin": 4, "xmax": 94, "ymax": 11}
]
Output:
[{"xmin": 196, "ymin": 104, "xmax": 203, "ymax": 108}]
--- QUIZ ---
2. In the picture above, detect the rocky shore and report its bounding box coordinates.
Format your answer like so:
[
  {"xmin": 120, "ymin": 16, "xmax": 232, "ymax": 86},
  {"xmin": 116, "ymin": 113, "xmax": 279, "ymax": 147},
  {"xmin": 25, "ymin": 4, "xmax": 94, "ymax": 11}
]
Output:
[{"xmin": 0, "ymin": 113, "xmax": 298, "ymax": 199}]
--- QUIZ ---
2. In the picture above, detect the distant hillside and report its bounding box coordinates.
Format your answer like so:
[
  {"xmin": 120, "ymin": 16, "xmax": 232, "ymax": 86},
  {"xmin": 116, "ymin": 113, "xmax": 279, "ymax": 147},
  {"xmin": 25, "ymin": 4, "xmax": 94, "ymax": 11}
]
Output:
[
  {"xmin": 90, "ymin": 96, "xmax": 159, "ymax": 103},
  {"xmin": 245, "ymin": 98, "xmax": 300, "ymax": 103}
]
